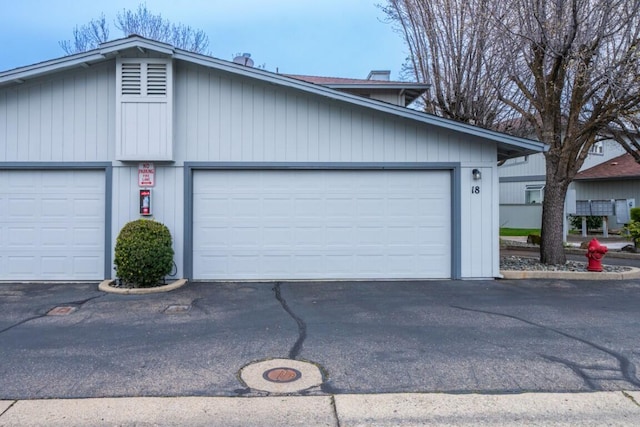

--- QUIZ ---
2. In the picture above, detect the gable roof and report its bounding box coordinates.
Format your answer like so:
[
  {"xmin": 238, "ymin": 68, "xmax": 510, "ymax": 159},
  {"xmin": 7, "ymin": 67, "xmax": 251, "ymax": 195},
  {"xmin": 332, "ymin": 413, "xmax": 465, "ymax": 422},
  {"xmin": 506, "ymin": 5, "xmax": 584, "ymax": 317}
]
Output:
[
  {"xmin": 0, "ymin": 36, "xmax": 546, "ymax": 161},
  {"xmin": 575, "ymin": 152, "xmax": 640, "ymax": 181}
]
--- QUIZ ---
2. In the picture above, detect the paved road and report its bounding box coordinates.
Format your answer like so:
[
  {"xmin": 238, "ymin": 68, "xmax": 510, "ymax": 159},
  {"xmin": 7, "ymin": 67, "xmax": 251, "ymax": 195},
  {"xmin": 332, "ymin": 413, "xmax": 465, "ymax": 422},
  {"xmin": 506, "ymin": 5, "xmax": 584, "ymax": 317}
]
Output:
[{"xmin": 1, "ymin": 279, "xmax": 639, "ymax": 400}]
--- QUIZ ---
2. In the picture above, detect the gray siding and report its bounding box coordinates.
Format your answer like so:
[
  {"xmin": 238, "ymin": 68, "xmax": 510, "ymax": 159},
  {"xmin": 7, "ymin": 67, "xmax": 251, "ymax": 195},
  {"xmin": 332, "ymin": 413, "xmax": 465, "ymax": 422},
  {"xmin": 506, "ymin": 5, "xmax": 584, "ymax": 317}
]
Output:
[
  {"xmin": 499, "ymin": 180, "xmax": 546, "ymax": 204},
  {"xmin": 580, "ymin": 140, "xmax": 627, "ymax": 170},
  {"xmin": 173, "ymin": 62, "xmax": 497, "ymax": 164},
  {"xmin": 499, "ymin": 205, "xmax": 543, "ymax": 229},
  {"xmin": 0, "ymin": 62, "xmax": 115, "ymax": 162},
  {"xmin": 461, "ymin": 167, "xmax": 498, "ymax": 278},
  {"xmin": 498, "ymin": 153, "xmax": 546, "ymax": 177},
  {"xmin": 1, "ymin": 55, "xmax": 505, "ymax": 280},
  {"xmin": 574, "ymin": 180, "xmax": 640, "ymax": 226},
  {"xmin": 111, "ymin": 166, "xmax": 184, "ymax": 277}
]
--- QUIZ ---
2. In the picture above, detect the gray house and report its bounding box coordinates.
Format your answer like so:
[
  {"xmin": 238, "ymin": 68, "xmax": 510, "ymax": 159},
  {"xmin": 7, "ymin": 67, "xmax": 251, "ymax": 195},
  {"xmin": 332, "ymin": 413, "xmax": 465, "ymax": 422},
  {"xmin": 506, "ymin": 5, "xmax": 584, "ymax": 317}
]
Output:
[
  {"xmin": 0, "ymin": 36, "xmax": 543, "ymax": 282},
  {"xmin": 499, "ymin": 139, "xmax": 626, "ymax": 229},
  {"xmin": 573, "ymin": 152, "xmax": 640, "ymax": 226}
]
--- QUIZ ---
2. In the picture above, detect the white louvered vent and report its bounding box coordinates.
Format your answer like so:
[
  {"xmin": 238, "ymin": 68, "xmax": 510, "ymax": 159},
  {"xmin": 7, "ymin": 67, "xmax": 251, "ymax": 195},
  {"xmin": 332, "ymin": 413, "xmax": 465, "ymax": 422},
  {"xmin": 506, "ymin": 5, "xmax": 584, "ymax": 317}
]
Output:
[
  {"xmin": 116, "ymin": 58, "xmax": 173, "ymax": 161},
  {"xmin": 146, "ymin": 63, "xmax": 167, "ymax": 96},
  {"xmin": 119, "ymin": 62, "xmax": 168, "ymax": 96},
  {"xmin": 121, "ymin": 63, "xmax": 142, "ymax": 95}
]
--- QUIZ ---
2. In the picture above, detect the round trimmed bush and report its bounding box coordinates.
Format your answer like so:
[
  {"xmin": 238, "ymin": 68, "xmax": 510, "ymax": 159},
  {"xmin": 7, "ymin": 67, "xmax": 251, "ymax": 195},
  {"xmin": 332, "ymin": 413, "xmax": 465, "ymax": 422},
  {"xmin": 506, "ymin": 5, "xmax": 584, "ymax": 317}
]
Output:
[{"xmin": 114, "ymin": 219, "xmax": 174, "ymax": 287}]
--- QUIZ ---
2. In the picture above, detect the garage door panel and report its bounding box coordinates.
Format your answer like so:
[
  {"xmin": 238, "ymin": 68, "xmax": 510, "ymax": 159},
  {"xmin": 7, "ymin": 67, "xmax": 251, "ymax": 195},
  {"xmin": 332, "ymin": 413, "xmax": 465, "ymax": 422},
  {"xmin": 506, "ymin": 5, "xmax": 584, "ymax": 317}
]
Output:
[
  {"xmin": 0, "ymin": 170, "xmax": 105, "ymax": 281},
  {"xmin": 193, "ymin": 170, "xmax": 451, "ymax": 280},
  {"xmin": 42, "ymin": 227, "xmax": 69, "ymax": 246}
]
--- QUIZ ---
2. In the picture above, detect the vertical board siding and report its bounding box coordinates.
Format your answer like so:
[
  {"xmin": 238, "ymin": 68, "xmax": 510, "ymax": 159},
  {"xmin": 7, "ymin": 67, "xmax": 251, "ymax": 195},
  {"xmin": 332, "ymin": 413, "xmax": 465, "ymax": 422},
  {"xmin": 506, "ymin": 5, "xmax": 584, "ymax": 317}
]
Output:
[
  {"xmin": 119, "ymin": 102, "xmax": 170, "ymax": 159},
  {"xmin": 174, "ymin": 63, "xmax": 494, "ymax": 164},
  {"xmin": 0, "ymin": 62, "xmax": 115, "ymax": 162},
  {"xmin": 461, "ymin": 167, "xmax": 496, "ymax": 278},
  {"xmin": 575, "ymin": 180, "xmax": 640, "ymax": 203},
  {"xmin": 111, "ymin": 166, "xmax": 184, "ymax": 278}
]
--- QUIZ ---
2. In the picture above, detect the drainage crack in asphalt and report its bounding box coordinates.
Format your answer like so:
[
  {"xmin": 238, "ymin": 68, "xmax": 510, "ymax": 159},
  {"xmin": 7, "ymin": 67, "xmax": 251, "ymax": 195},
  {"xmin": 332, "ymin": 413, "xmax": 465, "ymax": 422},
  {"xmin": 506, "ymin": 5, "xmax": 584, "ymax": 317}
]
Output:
[
  {"xmin": 273, "ymin": 282, "xmax": 307, "ymax": 360},
  {"xmin": 66, "ymin": 293, "xmax": 106, "ymax": 307},
  {"xmin": 0, "ymin": 294, "xmax": 106, "ymax": 335},
  {"xmin": 452, "ymin": 305, "xmax": 640, "ymax": 389},
  {"xmin": 0, "ymin": 315, "xmax": 47, "ymax": 335}
]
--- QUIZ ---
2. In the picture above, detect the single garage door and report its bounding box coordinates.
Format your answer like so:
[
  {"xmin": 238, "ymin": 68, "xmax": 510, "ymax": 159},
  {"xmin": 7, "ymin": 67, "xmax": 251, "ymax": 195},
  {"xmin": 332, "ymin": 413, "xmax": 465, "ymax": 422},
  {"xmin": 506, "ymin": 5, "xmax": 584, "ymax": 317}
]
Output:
[
  {"xmin": 193, "ymin": 170, "xmax": 451, "ymax": 280},
  {"xmin": 0, "ymin": 170, "xmax": 105, "ymax": 281}
]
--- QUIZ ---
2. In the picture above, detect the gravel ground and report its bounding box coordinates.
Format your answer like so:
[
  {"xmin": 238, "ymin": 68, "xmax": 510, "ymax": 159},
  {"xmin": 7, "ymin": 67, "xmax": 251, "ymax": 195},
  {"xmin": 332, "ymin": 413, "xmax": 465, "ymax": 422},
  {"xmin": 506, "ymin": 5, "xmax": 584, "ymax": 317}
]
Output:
[
  {"xmin": 500, "ymin": 255, "xmax": 631, "ymax": 272},
  {"xmin": 500, "ymin": 239, "xmax": 633, "ymax": 272}
]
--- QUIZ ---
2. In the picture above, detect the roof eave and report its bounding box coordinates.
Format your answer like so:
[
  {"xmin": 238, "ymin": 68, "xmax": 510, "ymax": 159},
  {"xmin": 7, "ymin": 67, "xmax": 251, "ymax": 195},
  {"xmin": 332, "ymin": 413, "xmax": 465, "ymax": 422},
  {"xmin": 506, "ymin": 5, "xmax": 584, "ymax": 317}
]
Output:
[
  {"xmin": 0, "ymin": 37, "xmax": 546, "ymax": 159},
  {"xmin": 324, "ymin": 83, "xmax": 430, "ymax": 90},
  {"xmin": 0, "ymin": 36, "xmax": 175, "ymax": 87},
  {"xmin": 0, "ymin": 51, "xmax": 106, "ymax": 86}
]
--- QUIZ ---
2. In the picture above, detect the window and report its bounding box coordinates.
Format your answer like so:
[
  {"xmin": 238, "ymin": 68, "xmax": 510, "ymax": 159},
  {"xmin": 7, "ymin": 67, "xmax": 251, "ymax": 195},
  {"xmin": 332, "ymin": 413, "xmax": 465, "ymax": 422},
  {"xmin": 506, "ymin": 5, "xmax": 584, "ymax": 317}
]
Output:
[
  {"xmin": 589, "ymin": 141, "xmax": 604, "ymax": 155},
  {"xmin": 525, "ymin": 185, "xmax": 544, "ymax": 204}
]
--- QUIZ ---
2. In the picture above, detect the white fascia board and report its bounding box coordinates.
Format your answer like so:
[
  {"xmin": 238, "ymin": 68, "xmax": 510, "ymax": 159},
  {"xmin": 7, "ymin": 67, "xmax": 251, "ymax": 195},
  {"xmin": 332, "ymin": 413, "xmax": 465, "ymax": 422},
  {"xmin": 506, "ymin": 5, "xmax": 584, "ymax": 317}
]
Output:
[
  {"xmin": 0, "ymin": 52, "xmax": 105, "ymax": 85},
  {"xmin": 174, "ymin": 50, "xmax": 546, "ymax": 155},
  {"xmin": 99, "ymin": 37, "xmax": 175, "ymax": 56},
  {"xmin": 0, "ymin": 37, "xmax": 174, "ymax": 86}
]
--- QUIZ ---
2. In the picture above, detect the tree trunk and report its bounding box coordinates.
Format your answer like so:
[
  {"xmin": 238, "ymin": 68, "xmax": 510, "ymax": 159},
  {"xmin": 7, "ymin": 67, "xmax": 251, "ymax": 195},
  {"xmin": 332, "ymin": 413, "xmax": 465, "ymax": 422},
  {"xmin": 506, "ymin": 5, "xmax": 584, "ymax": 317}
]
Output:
[{"xmin": 540, "ymin": 171, "xmax": 569, "ymax": 265}]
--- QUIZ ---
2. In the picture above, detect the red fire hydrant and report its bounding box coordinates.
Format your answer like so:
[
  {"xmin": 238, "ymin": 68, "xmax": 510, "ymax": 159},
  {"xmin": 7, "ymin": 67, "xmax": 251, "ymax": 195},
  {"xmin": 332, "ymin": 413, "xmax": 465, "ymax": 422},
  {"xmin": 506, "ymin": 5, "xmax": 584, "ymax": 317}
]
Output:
[{"xmin": 586, "ymin": 238, "xmax": 608, "ymax": 272}]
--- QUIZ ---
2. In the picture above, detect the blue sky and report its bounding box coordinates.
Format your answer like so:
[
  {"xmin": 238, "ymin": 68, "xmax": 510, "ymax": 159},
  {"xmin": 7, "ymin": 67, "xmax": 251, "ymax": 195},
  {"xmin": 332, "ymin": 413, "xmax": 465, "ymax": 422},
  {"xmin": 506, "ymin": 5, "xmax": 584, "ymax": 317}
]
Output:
[{"xmin": 0, "ymin": 0, "xmax": 409, "ymax": 79}]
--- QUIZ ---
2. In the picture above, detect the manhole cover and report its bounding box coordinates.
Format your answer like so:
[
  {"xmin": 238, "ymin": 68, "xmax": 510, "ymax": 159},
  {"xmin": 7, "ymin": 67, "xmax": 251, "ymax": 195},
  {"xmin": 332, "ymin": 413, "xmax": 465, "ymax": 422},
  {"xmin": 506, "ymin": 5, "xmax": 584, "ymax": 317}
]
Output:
[
  {"xmin": 263, "ymin": 367, "xmax": 302, "ymax": 383},
  {"xmin": 239, "ymin": 358, "xmax": 324, "ymax": 393},
  {"xmin": 47, "ymin": 306, "xmax": 77, "ymax": 316}
]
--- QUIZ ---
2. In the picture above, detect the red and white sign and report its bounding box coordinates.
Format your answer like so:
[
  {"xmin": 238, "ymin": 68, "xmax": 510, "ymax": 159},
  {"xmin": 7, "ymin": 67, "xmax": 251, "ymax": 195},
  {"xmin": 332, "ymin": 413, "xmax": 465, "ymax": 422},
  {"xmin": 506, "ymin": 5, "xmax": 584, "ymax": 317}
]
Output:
[{"xmin": 138, "ymin": 163, "xmax": 155, "ymax": 187}]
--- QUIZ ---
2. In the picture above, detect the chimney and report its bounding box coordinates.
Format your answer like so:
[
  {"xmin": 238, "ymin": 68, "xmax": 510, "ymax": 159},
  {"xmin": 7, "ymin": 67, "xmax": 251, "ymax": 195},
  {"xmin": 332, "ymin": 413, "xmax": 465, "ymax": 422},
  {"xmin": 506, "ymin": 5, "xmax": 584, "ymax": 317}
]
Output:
[{"xmin": 367, "ymin": 70, "xmax": 391, "ymax": 81}]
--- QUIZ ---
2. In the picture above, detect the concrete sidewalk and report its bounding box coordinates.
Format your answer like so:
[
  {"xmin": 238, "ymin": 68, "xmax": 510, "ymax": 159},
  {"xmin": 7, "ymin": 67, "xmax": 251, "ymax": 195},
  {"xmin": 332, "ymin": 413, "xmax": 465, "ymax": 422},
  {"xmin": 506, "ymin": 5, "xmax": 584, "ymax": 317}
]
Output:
[{"xmin": 2, "ymin": 392, "xmax": 639, "ymax": 426}]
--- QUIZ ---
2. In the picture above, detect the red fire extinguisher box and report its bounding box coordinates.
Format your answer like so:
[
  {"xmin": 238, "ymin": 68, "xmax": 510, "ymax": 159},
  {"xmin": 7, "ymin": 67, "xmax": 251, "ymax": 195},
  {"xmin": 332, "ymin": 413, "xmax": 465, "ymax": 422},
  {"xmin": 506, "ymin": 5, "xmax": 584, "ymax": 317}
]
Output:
[{"xmin": 140, "ymin": 189, "xmax": 151, "ymax": 216}]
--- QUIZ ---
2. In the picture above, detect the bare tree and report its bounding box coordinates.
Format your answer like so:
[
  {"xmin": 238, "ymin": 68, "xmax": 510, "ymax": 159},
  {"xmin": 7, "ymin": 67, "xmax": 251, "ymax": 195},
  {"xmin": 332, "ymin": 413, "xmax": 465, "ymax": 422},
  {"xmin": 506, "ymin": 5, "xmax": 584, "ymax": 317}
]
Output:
[
  {"xmin": 59, "ymin": 14, "xmax": 110, "ymax": 55},
  {"xmin": 383, "ymin": 0, "xmax": 520, "ymax": 130},
  {"xmin": 385, "ymin": 0, "xmax": 640, "ymax": 264},
  {"xmin": 59, "ymin": 3, "xmax": 210, "ymax": 55}
]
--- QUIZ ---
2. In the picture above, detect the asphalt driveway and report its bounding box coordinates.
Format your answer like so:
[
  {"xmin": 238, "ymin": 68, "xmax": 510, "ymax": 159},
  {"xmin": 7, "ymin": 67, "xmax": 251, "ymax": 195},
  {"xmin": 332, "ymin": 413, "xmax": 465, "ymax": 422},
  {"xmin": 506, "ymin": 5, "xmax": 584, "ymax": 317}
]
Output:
[{"xmin": 1, "ymin": 279, "xmax": 639, "ymax": 399}]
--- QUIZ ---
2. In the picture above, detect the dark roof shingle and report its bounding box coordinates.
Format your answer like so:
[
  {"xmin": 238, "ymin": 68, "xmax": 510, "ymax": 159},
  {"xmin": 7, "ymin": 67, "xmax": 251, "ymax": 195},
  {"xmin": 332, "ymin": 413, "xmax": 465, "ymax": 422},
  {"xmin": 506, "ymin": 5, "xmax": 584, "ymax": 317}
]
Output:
[{"xmin": 575, "ymin": 152, "xmax": 640, "ymax": 180}]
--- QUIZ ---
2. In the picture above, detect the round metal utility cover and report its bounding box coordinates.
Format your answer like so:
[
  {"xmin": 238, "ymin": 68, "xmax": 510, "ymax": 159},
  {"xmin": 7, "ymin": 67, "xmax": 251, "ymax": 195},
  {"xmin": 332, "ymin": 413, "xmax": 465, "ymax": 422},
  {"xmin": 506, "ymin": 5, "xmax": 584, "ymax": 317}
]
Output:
[
  {"xmin": 263, "ymin": 367, "xmax": 302, "ymax": 383},
  {"xmin": 240, "ymin": 358, "xmax": 323, "ymax": 393}
]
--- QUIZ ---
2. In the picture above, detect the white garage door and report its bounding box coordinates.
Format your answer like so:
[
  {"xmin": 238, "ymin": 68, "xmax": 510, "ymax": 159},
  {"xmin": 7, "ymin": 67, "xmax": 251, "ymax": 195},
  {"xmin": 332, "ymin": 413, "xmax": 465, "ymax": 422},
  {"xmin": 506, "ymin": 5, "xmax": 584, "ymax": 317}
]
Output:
[
  {"xmin": 193, "ymin": 170, "xmax": 451, "ymax": 280},
  {"xmin": 0, "ymin": 170, "xmax": 105, "ymax": 281}
]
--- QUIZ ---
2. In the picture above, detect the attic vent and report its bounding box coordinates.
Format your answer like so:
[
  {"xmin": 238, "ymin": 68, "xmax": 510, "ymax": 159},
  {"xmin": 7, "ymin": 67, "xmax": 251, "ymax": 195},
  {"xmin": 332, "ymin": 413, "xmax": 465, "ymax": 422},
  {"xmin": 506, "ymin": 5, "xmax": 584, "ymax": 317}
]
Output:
[
  {"xmin": 119, "ymin": 61, "xmax": 168, "ymax": 96},
  {"xmin": 121, "ymin": 63, "xmax": 142, "ymax": 95},
  {"xmin": 147, "ymin": 63, "xmax": 167, "ymax": 95}
]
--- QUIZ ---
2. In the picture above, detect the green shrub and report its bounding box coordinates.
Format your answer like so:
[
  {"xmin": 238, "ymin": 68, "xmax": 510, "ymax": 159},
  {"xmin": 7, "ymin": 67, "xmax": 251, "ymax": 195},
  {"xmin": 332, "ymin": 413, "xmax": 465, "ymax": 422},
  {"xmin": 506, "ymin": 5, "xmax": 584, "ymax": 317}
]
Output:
[
  {"xmin": 569, "ymin": 215, "xmax": 602, "ymax": 233},
  {"xmin": 624, "ymin": 209, "xmax": 640, "ymax": 250},
  {"xmin": 114, "ymin": 219, "xmax": 174, "ymax": 287}
]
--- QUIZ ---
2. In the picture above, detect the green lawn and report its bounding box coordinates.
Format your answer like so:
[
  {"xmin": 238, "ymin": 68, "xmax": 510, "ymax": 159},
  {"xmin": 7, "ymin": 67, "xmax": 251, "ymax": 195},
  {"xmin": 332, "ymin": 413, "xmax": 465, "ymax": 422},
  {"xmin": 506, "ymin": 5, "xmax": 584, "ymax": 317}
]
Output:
[{"xmin": 500, "ymin": 228, "xmax": 540, "ymax": 236}]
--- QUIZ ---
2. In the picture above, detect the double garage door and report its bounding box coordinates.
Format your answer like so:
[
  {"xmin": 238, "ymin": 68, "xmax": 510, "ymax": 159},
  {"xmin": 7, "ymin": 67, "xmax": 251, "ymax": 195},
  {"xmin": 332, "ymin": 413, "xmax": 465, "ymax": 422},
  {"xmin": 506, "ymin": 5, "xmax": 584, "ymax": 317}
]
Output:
[
  {"xmin": 0, "ymin": 170, "xmax": 105, "ymax": 281},
  {"xmin": 193, "ymin": 169, "xmax": 451, "ymax": 280}
]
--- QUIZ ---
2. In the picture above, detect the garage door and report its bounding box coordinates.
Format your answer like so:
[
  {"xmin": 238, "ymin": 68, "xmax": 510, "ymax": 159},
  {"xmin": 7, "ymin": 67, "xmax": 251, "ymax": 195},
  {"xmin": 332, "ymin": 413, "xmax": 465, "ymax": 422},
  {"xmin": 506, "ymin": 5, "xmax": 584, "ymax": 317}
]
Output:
[
  {"xmin": 0, "ymin": 170, "xmax": 105, "ymax": 281},
  {"xmin": 193, "ymin": 170, "xmax": 451, "ymax": 280}
]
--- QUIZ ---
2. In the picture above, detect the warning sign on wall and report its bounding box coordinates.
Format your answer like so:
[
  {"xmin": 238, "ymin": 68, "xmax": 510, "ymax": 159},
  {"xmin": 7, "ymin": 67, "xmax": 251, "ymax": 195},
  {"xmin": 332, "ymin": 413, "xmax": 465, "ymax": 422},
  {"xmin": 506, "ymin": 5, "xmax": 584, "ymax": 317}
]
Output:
[{"xmin": 138, "ymin": 163, "xmax": 155, "ymax": 187}]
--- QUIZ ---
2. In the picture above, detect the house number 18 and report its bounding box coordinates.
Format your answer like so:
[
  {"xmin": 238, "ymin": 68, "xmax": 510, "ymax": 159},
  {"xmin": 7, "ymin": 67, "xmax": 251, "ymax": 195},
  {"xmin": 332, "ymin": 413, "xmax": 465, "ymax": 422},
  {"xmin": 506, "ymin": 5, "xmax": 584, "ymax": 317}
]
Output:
[{"xmin": 472, "ymin": 186, "xmax": 480, "ymax": 194}]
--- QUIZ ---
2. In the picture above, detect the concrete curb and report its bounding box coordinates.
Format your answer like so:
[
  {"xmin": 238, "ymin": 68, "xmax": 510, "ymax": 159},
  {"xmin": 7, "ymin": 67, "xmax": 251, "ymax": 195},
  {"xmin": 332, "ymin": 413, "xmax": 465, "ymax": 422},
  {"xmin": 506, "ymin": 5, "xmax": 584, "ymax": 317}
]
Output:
[
  {"xmin": 1, "ymin": 392, "xmax": 639, "ymax": 426},
  {"xmin": 500, "ymin": 267, "xmax": 640, "ymax": 280},
  {"xmin": 98, "ymin": 279, "xmax": 188, "ymax": 295}
]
